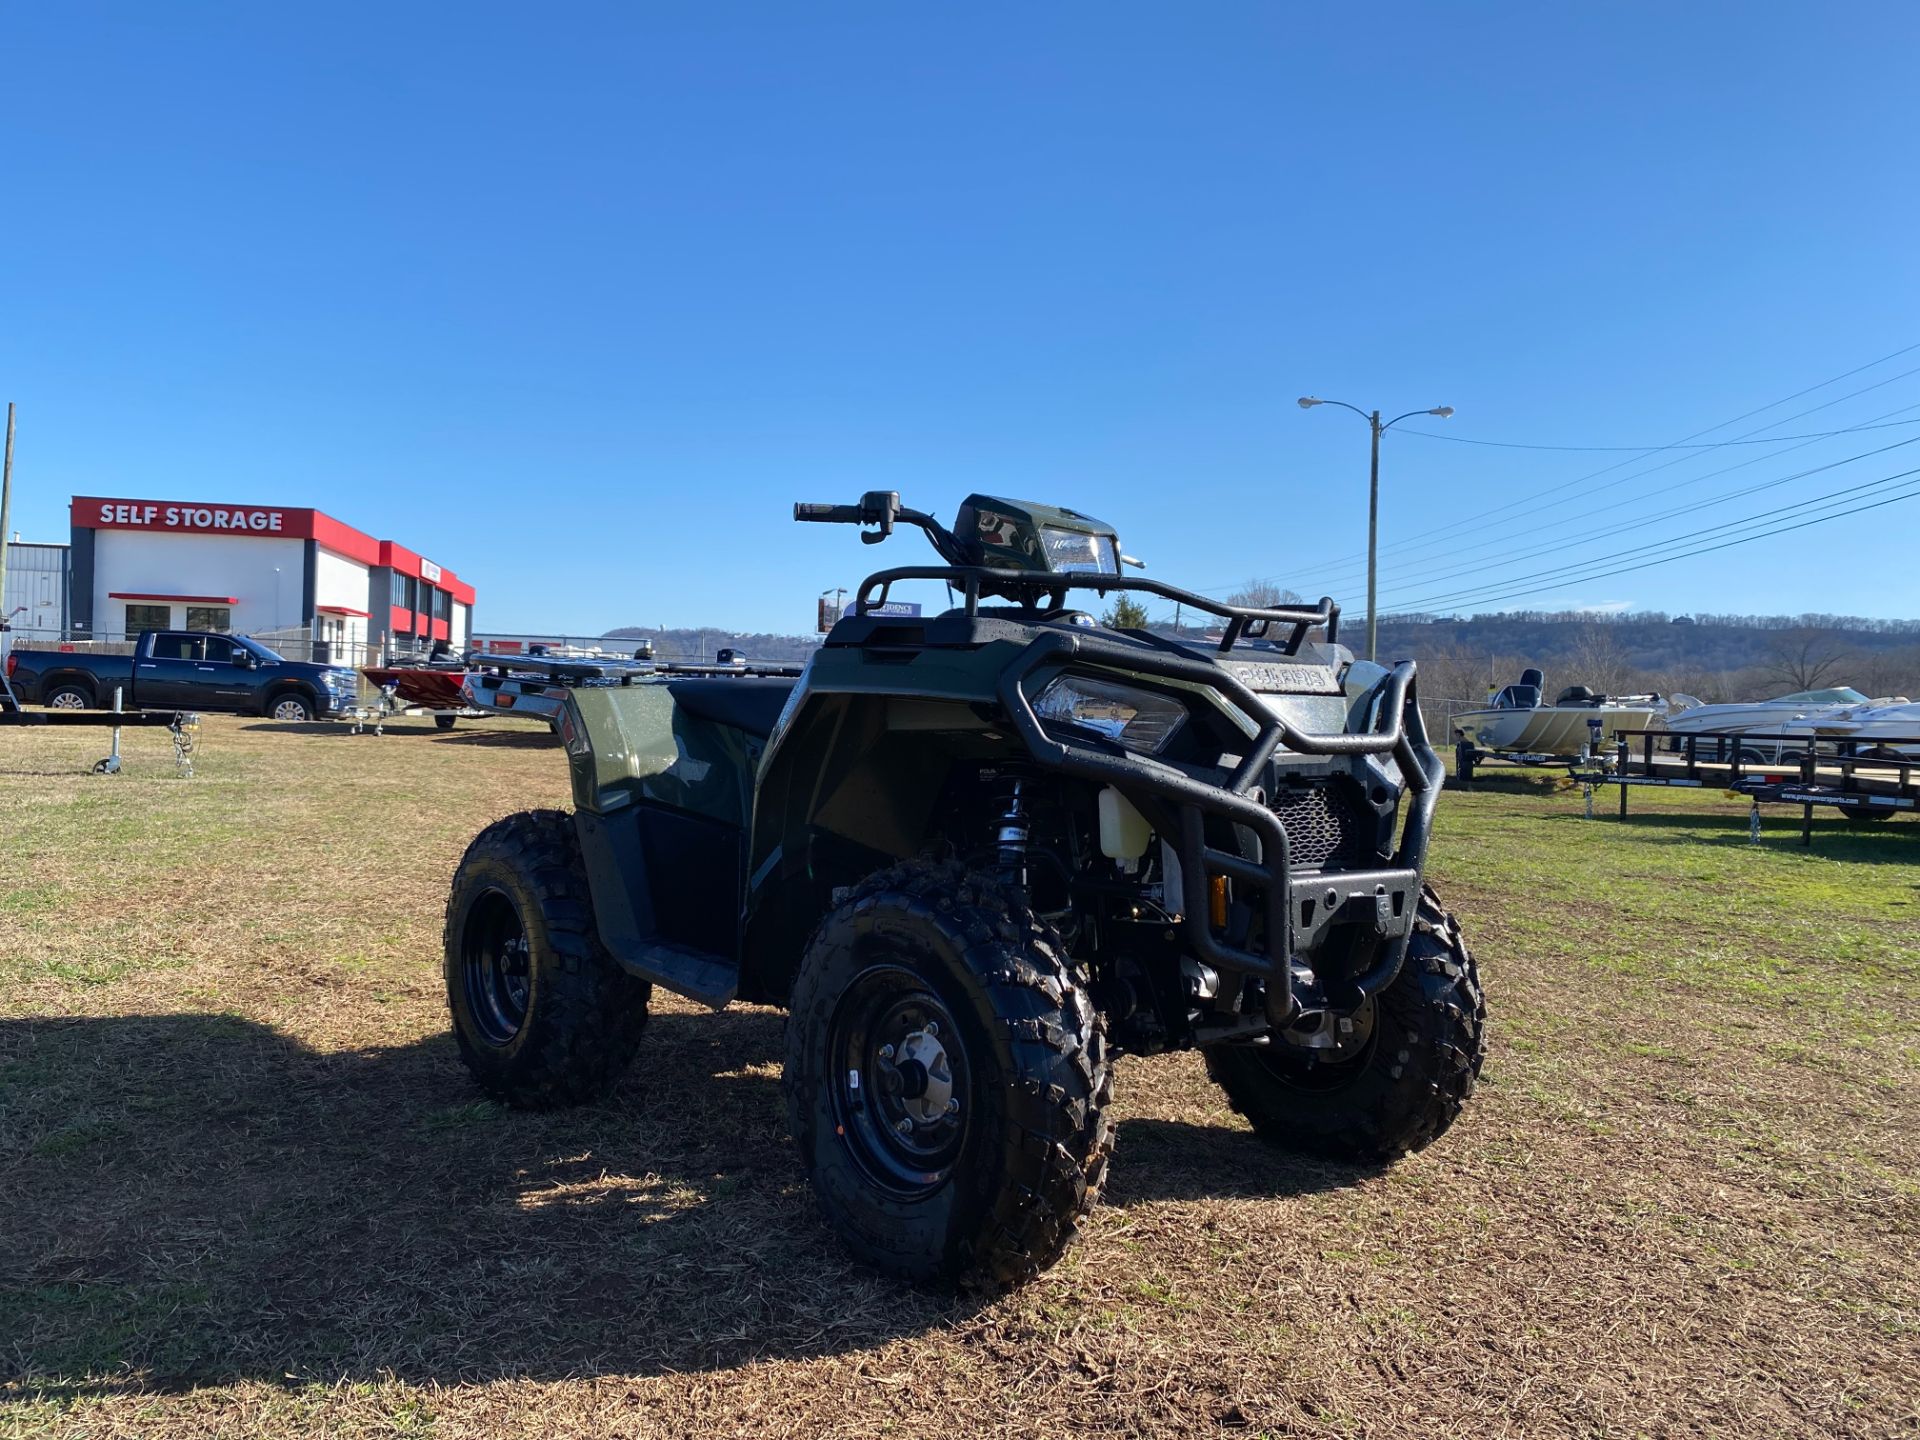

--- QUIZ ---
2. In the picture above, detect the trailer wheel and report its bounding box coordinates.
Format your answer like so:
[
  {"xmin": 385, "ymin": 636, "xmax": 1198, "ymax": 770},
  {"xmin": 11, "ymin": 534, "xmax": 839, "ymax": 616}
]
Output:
[
  {"xmin": 1205, "ymin": 885, "xmax": 1484, "ymax": 1163},
  {"xmin": 435, "ymin": 714, "xmax": 457, "ymax": 731},
  {"xmin": 1840, "ymin": 803, "xmax": 1892, "ymax": 824},
  {"xmin": 444, "ymin": 808, "xmax": 650, "ymax": 1107},
  {"xmin": 45, "ymin": 684, "xmax": 94, "ymax": 710}
]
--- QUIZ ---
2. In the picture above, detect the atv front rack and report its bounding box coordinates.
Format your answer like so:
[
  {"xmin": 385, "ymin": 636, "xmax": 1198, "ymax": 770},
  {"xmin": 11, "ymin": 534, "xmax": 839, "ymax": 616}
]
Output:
[
  {"xmin": 995, "ymin": 630, "xmax": 1443, "ymax": 1017},
  {"xmin": 854, "ymin": 566, "xmax": 1339, "ymax": 655}
]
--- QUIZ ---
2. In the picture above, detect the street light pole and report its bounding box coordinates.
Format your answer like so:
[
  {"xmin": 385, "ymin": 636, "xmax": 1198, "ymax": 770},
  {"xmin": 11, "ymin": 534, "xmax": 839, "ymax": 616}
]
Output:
[
  {"xmin": 1366, "ymin": 409, "xmax": 1382, "ymax": 668},
  {"xmin": 1299, "ymin": 396, "xmax": 1454, "ymax": 662}
]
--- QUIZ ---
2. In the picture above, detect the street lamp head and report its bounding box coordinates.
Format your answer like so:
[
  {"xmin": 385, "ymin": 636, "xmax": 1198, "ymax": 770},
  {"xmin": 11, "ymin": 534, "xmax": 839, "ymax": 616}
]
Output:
[
  {"xmin": 1297, "ymin": 396, "xmax": 1322, "ymax": 409},
  {"xmin": 1430, "ymin": 406, "xmax": 1455, "ymax": 419}
]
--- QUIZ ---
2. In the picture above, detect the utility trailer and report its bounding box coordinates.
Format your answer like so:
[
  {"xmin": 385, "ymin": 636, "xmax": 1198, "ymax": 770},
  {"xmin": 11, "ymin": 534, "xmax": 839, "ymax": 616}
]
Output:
[
  {"xmin": 0, "ymin": 680, "xmax": 199, "ymax": 776},
  {"xmin": 1571, "ymin": 727, "xmax": 1919, "ymax": 846}
]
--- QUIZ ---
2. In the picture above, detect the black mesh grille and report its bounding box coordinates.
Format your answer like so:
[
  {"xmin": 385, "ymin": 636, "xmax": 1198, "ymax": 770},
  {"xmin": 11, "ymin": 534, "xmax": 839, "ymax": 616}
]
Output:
[{"xmin": 1271, "ymin": 784, "xmax": 1370, "ymax": 870}]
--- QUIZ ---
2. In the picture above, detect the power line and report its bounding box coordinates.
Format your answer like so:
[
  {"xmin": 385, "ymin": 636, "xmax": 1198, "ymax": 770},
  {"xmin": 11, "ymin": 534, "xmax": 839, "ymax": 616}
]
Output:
[
  {"xmin": 1385, "ymin": 415, "xmax": 1920, "ymax": 452},
  {"xmin": 1393, "ymin": 464, "xmax": 1920, "ymax": 611},
  {"xmin": 1295, "ymin": 359, "xmax": 1920, "ymax": 585},
  {"xmin": 1272, "ymin": 398, "xmax": 1920, "ymax": 600},
  {"xmin": 1371, "ymin": 427, "xmax": 1920, "ymax": 603},
  {"xmin": 1209, "ymin": 342, "xmax": 1920, "ymax": 597},
  {"xmin": 1384, "ymin": 463, "xmax": 1920, "ymax": 614},
  {"xmin": 1379, "ymin": 477, "xmax": 1920, "ymax": 617}
]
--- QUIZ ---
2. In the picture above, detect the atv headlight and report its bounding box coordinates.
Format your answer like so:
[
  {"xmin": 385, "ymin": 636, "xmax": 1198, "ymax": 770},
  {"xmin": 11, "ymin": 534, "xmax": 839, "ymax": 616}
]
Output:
[
  {"xmin": 1033, "ymin": 674, "xmax": 1186, "ymax": 754},
  {"xmin": 1038, "ymin": 526, "xmax": 1119, "ymax": 575}
]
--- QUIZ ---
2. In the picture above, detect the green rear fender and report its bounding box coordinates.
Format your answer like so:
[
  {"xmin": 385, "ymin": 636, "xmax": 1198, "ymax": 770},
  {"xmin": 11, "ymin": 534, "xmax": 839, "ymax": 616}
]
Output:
[{"xmin": 564, "ymin": 685, "xmax": 760, "ymax": 827}]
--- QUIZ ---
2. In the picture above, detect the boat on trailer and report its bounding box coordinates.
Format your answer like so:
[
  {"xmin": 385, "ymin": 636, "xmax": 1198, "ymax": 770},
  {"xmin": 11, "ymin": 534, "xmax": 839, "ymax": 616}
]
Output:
[{"xmin": 1452, "ymin": 668, "xmax": 1662, "ymax": 761}]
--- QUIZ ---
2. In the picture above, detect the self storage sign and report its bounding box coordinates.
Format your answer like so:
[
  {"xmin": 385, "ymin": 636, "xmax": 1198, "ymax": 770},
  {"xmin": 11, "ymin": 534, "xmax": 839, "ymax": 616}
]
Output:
[{"xmin": 81, "ymin": 498, "xmax": 295, "ymax": 534}]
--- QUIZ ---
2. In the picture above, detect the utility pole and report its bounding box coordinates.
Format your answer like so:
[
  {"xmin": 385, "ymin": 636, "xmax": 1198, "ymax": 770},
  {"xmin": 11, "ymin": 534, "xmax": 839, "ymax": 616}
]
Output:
[
  {"xmin": 0, "ymin": 404, "xmax": 14, "ymax": 632},
  {"xmin": 1299, "ymin": 395, "xmax": 1454, "ymax": 662}
]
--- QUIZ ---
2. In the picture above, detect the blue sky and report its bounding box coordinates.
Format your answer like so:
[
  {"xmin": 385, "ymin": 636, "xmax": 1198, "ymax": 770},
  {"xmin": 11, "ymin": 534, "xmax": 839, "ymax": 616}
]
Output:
[{"xmin": 3, "ymin": 4, "xmax": 1917, "ymax": 634}]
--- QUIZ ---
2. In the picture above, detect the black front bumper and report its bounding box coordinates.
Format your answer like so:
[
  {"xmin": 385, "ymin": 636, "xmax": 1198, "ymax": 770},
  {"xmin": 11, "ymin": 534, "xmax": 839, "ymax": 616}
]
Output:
[{"xmin": 996, "ymin": 631, "xmax": 1443, "ymax": 1019}]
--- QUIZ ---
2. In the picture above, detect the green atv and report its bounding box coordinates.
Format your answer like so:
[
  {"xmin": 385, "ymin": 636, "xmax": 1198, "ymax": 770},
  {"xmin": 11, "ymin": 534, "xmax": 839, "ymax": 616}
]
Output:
[{"xmin": 444, "ymin": 492, "xmax": 1484, "ymax": 1287}]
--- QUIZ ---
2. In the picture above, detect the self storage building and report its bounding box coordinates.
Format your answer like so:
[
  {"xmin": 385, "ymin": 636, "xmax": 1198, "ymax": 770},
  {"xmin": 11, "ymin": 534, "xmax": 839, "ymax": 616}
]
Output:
[{"xmin": 68, "ymin": 495, "xmax": 475, "ymax": 659}]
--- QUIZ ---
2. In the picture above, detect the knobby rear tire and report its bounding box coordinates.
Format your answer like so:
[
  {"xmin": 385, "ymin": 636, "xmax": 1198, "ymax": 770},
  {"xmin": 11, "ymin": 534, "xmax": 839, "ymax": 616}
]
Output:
[{"xmin": 443, "ymin": 808, "xmax": 650, "ymax": 1108}]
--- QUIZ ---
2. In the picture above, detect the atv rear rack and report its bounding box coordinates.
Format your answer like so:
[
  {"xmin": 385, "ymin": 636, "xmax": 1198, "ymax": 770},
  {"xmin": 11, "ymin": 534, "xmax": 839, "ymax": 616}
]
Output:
[
  {"xmin": 854, "ymin": 566, "xmax": 1339, "ymax": 655},
  {"xmin": 995, "ymin": 629, "xmax": 1442, "ymax": 1018}
]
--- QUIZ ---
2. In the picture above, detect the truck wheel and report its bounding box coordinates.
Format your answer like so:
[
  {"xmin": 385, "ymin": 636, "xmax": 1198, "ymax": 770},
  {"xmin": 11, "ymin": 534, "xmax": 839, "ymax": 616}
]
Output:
[
  {"xmin": 1205, "ymin": 886, "xmax": 1484, "ymax": 1163},
  {"xmin": 443, "ymin": 809, "xmax": 650, "ymax": 1108},
  {"xmin": 45, "ymin": 684, "xmax": 94, "ymax": 710},
  {"xmin": 783, "ymin": 860, "xmax": 1112, "ymax": 1289},
  {"xmin": 269, "ymin": 690, "xmax": 316, "ymax": 722}
]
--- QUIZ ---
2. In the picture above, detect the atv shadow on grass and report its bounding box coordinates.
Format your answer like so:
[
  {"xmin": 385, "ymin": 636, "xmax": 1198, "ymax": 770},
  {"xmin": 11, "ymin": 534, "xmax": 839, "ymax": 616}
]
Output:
[
  {"xmin": 1104, "ymin": 1118, "xmax": 1384, "ymax": 1206},
  {"xmin": 1, "ymin": 1010, "xmax": 1364, "ymax": 1397}
]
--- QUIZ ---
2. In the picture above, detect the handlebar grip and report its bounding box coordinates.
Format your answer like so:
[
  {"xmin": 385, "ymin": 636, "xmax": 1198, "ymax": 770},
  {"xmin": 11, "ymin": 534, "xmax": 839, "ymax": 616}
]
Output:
[{"xmin": 793, "ymin": 503, "xmax": 863, "ymax": 523}]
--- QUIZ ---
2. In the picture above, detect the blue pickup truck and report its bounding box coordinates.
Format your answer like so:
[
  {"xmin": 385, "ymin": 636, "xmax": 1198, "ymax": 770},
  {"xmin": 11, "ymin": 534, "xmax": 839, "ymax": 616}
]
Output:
[{"xmin": 5, "ymin": 631, "xmax": 360, "ymax": 721}]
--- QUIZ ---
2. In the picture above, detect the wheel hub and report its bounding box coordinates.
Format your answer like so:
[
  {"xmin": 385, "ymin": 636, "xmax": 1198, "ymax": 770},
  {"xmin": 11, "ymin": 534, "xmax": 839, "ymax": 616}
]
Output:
[
  {"xmin": 1279, "ymin": 994, "xmax": 1376, "ymax": 1059},
  {"xmin": 880, "ymin": 1024, "xmax": 957, "ymax": 1127}
]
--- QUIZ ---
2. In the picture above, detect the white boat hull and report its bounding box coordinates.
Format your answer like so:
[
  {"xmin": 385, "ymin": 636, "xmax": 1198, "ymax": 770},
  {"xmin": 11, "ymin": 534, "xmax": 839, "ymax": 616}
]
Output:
[{"xmin": 1454, "ymin": 703, "xmax": 1658, "ymax": 757}]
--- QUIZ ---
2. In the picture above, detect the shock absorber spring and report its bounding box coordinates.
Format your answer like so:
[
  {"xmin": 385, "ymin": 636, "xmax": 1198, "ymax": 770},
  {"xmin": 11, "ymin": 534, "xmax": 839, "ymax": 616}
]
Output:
[{"xmin": 996, "ymin": 778, "xmax": 1030, "ymax": 887}]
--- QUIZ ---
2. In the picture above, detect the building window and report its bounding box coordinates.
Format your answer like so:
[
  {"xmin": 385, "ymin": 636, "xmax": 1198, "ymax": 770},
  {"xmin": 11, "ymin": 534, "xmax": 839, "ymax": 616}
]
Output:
[
  {"xmin": 185, "ymin": 606, "xmax": 232, "ymax": 632},
  {"xmin": 392, "ymin": 572, "xmax": 416, "ymax": 611},
  {"xmin": 433, "ymin": 587, "xmax": 452, "ymax": 621},
  {"xmin": 124, "ymin": 603, "xmax": 171, "ymax": 633}
]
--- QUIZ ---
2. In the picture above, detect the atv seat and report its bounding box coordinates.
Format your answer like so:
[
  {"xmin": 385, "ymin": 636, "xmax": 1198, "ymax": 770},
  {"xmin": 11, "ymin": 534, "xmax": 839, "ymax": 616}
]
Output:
[{"xmin": 664, "ymin": 677, "xmax": 797, "ymax": 740}]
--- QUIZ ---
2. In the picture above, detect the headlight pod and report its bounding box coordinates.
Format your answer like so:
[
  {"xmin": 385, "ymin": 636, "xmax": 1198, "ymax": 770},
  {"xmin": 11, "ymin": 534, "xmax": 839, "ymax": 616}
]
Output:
[
  {"xmin": 1032, "ymin": 673, "xmax": 1186, "ymax": 754},
  {"xmin": 1038, "ymin": 525, "xmax": 1119, "ymax": 575}
]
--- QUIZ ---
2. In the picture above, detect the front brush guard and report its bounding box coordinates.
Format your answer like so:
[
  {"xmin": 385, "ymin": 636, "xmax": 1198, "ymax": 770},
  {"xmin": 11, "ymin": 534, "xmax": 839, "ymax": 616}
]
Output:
[{"xmin": 995, "ymin": 631, "xmax": 1444, "ymax": 1020}]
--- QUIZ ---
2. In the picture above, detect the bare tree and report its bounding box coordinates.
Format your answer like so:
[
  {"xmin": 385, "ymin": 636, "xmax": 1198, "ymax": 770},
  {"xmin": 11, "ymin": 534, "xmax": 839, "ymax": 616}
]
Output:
[
  {"xmin": 1759, "ymin": 628, "xmax": 1855, "ymax": 692},
  {"xmin": 1227, "ymin": 579, "xmax": 1303, "ymax": 610},
  {"xmin": 1854, "ymin": 644, "xmax": 1920, "ymax": 701},
  {"xmin": 1566, "ymin": 624, "xmax": 1637, "ymax": 697},
  {"xmin": 1647, "ymin": 662, "xmax": 1731, "ymax": 704}
]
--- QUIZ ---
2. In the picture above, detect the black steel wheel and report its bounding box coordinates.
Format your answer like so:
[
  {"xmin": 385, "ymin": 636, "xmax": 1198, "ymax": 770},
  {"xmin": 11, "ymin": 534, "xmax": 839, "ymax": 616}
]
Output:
[
  {"xmin": 826, "ymin": 966, "xmax": 973, "ymax": 1199},
  {"xmin": 443, "ymin": 809, "xmax": 650, "ymax": 1107},
  {"xmin": 435, "ymin": 714, "xmax": 458, "ymax": 731},
  {"xmin": 460, "ymin": 887, "xmax": 532, "ymax": 1046},
  {"xmin": 1205, "ymin": 885, "xmax": 1484, "ymax": 1162},
  {"xmin": 784, "ymin": 860, "xmax": 1112, "ymax": 1289}
]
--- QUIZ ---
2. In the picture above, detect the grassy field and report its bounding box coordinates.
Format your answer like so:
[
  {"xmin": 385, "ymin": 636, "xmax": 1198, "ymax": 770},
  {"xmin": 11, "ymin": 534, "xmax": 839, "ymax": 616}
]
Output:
[{"xmin": 2, "ymin": 715, "xmax": 1916, "ymax": 1439}]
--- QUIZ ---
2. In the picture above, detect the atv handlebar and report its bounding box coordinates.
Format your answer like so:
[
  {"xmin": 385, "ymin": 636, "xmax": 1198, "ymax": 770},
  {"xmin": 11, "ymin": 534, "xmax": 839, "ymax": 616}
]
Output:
[{"xmin": 795, "ymin": 492, "xmax": 971, "ymax": 559}]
